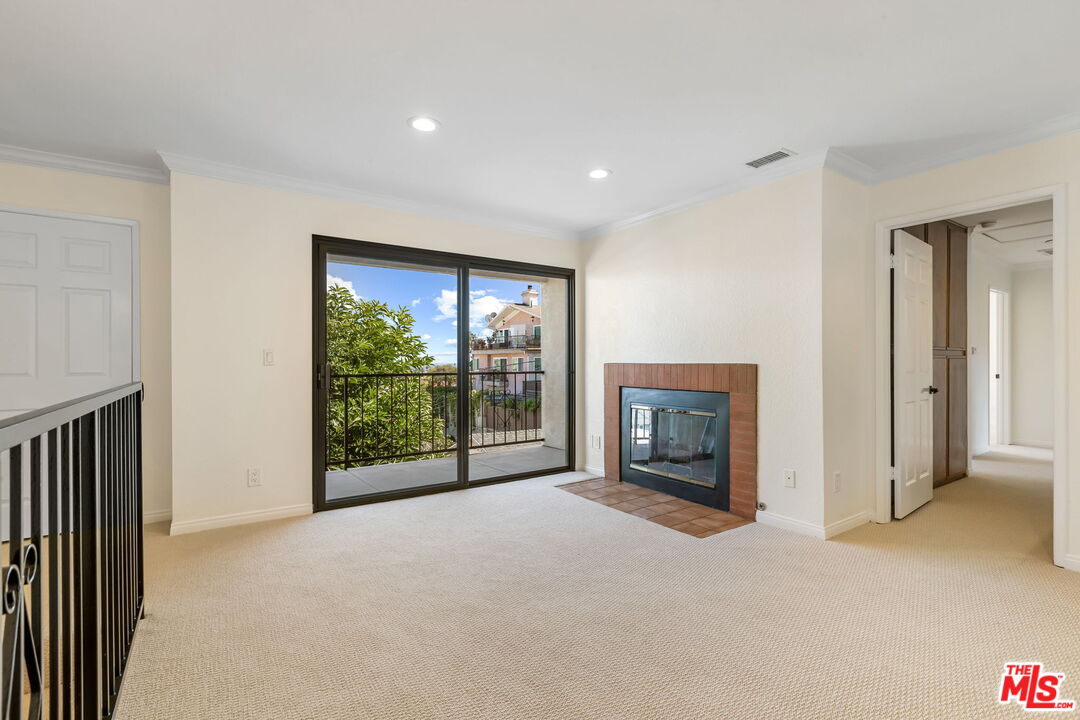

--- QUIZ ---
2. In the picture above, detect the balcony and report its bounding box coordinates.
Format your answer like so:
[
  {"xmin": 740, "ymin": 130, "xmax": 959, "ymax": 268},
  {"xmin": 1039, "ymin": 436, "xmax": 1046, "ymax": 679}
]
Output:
[
  {"xmin": 470, "ymin": 333, "xmax": 541, "ymax": 351},
  {"xmin": 326, "ymin": 370, "xmax": 545, "ymax": 466},
  {"xmin": 324, "ymin": 369, "xmax": 559, "ymax": 502}
]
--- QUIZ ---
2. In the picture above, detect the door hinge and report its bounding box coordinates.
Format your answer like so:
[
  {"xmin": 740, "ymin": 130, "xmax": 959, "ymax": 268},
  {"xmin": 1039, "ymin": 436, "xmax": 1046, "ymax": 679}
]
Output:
[
  {"xmin": 888, "ymin": 467, "xmax": 896, "ymax": 481},
  {"xmin": 889, "ymin": 254, "xmax": 897, "ymax": 269},
  {"xmin": 316, "ymin": 363, "xmax": 328, "ymax": 390}
]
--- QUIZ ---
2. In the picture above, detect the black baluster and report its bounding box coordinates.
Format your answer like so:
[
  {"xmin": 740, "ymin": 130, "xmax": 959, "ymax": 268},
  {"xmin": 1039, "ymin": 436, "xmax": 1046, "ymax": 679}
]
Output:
[
  {"xmin": 61, "ymin": 422, "xmax": 72, "ymax": 720},
  {"xmin": 7, "ymin": 442, "xmax": 24, "ymax": 720},
  {"xmin": 29, "ymin": 434, "xmax": 43, "ymax": 719},
  {"xmin": 48, "ymin": 428, "xmax": 59, "ymax": 720},
  {"xmin": 75, "ymin": 411, "xmax": 101, "ymax": 720}
]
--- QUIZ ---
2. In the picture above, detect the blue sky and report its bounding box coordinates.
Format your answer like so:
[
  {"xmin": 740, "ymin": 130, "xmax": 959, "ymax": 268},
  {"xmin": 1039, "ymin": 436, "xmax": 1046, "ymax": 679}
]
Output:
[{"xmin": 327, "ymin": 262, "xmax": 540, "ymax": 363}]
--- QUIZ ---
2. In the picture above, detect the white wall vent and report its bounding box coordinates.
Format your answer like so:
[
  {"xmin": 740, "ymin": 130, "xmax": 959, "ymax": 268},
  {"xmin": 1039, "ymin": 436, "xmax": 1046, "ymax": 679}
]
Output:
[{"xmin": 745, "ymin": 148, "xmax": 796, "ymax": 169}]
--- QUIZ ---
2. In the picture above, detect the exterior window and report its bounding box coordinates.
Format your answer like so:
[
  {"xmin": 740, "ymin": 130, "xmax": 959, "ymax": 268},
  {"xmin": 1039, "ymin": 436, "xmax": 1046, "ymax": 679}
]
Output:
[
  {"xmin": 533, "ymin": 357, "xmax": 542, "ymax": 371},
  {"xmin": 495, "ymin": 358, "xmax": 507, "ymax": 371},
  {"xmin": 533, "ymin": 325, "xmax": 542, "ymax": 339}
]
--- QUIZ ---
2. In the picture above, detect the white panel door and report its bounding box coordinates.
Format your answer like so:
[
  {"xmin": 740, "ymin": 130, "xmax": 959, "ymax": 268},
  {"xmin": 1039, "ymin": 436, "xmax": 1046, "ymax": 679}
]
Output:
[
  {"xmin": 0, "ymin": 209, "xmax": 134, "ymax": 419},
  {"xmin": 893, "ymin": 230, "xmax": 934, "ymax": 518}
]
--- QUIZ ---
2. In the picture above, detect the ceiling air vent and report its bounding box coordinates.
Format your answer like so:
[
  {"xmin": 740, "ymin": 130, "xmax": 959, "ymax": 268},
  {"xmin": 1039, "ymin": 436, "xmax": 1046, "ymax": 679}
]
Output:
[{"xmin": 745, "ymin": 148, "xmax": 796, "ymax": 169}]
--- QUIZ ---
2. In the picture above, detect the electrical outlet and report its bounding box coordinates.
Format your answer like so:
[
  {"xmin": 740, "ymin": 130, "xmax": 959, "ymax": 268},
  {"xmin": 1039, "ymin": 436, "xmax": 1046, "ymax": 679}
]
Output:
[
  {"xmin": 262, "ymin": 349, "xmax": 275, "ymax": 366},
  {"xmin": 246, "ymin": 467, "xmax": 262, "ymax": 487},
  {"xmin": 783, "ymin": 469, "xmax": 796, "ymax": 488},
  {"xmin": 591, "ymin": 434, "xmax": 602, "ymax": 449},
  {"xmin": 832, "ymin": 471, "xmax": 842, "ymax": 493}
]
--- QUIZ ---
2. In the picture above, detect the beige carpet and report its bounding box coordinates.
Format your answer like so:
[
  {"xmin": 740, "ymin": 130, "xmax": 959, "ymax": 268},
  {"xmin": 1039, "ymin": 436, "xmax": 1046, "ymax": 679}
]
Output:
[{"xmin": 118, "ymin": 450, "xmax": 1079, "ymax": 719}]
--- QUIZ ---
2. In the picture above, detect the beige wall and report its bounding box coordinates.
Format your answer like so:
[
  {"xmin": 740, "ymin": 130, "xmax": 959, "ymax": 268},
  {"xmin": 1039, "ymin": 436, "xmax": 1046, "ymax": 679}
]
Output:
[
  {"xmin": 0, "ymin": 161, "xmax": 172, "ymax": 521},
  {"xmin": 582, "ymin": 170, "xmax": 827, "ymax": 529},
  {"xmin": 538, "ymin": 277, "xmax": 569, "ymax": 451},
  {"xmin": 169, "ymin": 172, "xmax": 582, "ymax": 533},
  {"xmin": 820, "ymin": 169, "xmax": 873, "ymax": 529},
  {"xmin": 968, "ymin": 249, "xmax": 1013, "ymax": 455},
  {"xmin": 1010, "ymin": 266, "xmax": 1054, "ymax": 448}
]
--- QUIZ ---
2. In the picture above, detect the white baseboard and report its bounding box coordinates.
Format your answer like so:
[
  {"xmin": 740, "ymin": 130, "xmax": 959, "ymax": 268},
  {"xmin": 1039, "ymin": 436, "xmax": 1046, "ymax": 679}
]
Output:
[
  {"xmin": 169, "ymin": 503, "xmax": 312, "ymax": 536},
  {"xmin": 143, "ymin": 509, "xmax": 172, "ymax": 524},
  {"xmin": 583, "ymin": 464, "xmax": 605, "ymax": 477},
  {"xmin": 755, "ymin": 510, "xmax": 826, "ymax": 539},
  {"xmin": 1061, "ymin": 555, "xmax": 1080, "ymax": 573},
  {"xmin": 824, "ymin": 511, "xmax": 872, "ymax": 539}
]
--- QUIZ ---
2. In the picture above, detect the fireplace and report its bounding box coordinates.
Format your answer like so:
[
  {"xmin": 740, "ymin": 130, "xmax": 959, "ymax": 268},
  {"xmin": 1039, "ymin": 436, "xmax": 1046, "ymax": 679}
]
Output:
[
  {"xmin": 620, "ymin": 387, "xmax": 730, "ymax": 509},
  {"xmin": 604, "ymin": 363, "xmax": 757, "ymax": 520}
]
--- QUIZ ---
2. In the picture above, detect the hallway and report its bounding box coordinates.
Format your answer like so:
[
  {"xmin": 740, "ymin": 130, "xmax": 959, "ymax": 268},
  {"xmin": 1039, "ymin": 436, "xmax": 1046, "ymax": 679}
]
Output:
[{"xmin": 846, "ymin": 445, "xmax": 1055, "ymax": 562}]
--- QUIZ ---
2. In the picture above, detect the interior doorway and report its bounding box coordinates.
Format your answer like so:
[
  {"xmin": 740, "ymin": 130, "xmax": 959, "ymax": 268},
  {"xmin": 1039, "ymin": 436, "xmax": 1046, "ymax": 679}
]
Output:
[
  {"xmin": 876, "ymin": 187, "xmax": 1066, "ymax": 567},
  {"xmin": 987, "ymin": 289, "xmax": 1008, "ymax": 446}
]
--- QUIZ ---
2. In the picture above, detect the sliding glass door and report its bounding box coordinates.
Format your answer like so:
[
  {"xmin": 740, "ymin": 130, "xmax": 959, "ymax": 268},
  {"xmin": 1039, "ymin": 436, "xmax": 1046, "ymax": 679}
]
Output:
[
  {"xmin": 319, "ymin": 251, "xmax": 461, "ymax": 503},
  {"xmin": 313, "ymin": 237, "xmax": 573, "ymax": 510},
  {"xmin": 466, "ymin": 268, "xmax": 569, "ymax": 482}
]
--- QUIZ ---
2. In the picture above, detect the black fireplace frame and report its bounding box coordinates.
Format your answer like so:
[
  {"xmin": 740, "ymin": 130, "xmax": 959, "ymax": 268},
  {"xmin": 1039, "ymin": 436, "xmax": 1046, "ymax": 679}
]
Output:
[{"xmin": 619, "ymin": 387, "xmax": 731, "ymax": 510}]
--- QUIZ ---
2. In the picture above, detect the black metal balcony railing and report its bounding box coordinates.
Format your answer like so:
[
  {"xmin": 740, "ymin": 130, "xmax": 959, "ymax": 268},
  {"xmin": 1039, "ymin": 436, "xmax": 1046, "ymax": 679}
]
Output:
[
  {"xmin": 326, "ymin": 370, "xmax": 543, "ymax": 469},
  {"xmin": 0, "ymin": 382, "xmax": 144, "ymax": 720},
  {"xmin": 470, "ymin": 334, "xmax": 541, "ymax": 351}
]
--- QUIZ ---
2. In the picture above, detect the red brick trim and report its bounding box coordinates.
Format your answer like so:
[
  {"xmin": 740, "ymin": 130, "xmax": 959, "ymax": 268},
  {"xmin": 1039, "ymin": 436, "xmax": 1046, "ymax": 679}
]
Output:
[{"xmin": 603, "ymin": 363, "xmax": 758, "ymax": 520}]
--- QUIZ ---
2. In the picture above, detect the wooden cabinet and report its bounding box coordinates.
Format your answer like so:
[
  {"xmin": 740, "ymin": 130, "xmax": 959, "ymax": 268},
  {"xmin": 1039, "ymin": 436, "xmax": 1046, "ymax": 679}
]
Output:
[{"xmin": 902, "ymin": 220, "xmax": 968, "ymax": 486}]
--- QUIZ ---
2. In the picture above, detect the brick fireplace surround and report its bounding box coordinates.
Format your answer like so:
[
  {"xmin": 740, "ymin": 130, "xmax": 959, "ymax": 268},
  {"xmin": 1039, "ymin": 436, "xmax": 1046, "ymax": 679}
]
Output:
[{"xmin": 603, "ymin": 363, "xmax": 758, "ymax": 520}]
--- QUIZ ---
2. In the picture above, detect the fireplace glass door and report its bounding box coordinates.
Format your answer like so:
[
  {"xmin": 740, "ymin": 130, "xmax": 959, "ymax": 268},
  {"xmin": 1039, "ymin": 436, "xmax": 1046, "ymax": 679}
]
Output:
[
  {"xmin": 620, "ymin": 387, "xmax": 730, "ymax": 509},
  {"xmin": 629, "ymin": 404, "xmax": 717, "ymax": 487}
]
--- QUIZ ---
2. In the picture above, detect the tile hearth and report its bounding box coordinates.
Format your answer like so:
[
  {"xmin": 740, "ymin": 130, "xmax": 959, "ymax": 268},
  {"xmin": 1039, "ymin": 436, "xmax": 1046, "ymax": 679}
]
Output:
[{"xmin": 557, "ymin": 476, "xmax": 752, "ymax": 537}]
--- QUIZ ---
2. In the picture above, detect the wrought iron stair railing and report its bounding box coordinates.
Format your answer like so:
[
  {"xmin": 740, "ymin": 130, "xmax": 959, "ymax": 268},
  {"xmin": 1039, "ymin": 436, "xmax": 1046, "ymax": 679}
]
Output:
[{"xmin": 0, "ymin": 382, "xmax": 144, "ymax": 720}]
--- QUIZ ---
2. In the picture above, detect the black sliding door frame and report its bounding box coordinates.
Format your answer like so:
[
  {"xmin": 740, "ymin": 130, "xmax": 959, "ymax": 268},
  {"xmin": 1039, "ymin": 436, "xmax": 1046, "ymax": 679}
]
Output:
[{"xmin": 311, "ymin": 235, "xmax": 575, "ymax": 512}]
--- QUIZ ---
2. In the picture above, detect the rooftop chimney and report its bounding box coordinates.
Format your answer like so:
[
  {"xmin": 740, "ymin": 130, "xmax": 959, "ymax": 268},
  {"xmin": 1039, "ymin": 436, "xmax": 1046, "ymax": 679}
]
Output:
[{"xmin": 521, "ymin": 284, "xmax": 539, "ymax": 307}]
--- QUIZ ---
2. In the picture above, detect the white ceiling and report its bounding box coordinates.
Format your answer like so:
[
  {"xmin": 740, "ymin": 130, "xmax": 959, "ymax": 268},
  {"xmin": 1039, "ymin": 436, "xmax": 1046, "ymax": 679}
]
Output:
[
  {"xmin": 3, "ymin": 0, "xmax": 1080, "ymax": 238},
  {"xmin": 953, "ymin": 200, "xmax": 1053, "ymax": 266}
]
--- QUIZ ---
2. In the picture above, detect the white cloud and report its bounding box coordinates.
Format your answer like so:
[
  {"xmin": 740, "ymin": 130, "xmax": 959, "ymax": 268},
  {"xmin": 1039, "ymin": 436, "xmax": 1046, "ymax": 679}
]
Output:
[
  {"xmin": 433, "ymin": 289, "xmax": 457, "ymax": 322},
  {"xmin": 421, "ymin": 334, "xmax": 432, "ymax": 340},
  {"xmin": 433, "ymin": 288, "xmax": 512, "ymax": 327},
  {"xmin": 411, "ymin": 298, "xmax": 421, "ymax": 307},
  {"xmin": 326, "ymin": 274, "xmax": 359, "ymax": 299},
  {"xmin": 445, "ymin": 338, "xmax": 457, "ymax": 345}
]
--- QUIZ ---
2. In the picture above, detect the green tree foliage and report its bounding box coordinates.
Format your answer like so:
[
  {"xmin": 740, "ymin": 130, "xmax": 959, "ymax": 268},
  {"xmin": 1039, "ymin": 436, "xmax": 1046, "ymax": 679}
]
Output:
[
  {"xmin": 429, "ymin": 363, "xmax": 458, "ymax": 374},
  {"xmin": 326, "ymin": 285, "xmax": 434, "ymax": 374},
  {"xmin": 325, "ymin": 285, "xmax": 454, "ymax": 467}
]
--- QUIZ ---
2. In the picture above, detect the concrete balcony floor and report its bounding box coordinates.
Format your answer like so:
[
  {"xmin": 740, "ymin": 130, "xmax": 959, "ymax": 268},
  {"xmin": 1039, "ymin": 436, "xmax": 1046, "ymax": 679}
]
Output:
[{"xmin": 325, "ymin": 442, "xmax": 567, "ymax": 502}]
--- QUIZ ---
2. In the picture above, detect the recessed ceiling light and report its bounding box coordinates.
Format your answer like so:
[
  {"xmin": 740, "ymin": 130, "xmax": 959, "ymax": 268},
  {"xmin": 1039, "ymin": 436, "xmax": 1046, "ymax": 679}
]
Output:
[
  {"xmin": 408, "ymin": 116, "xmax": 440, "ymax": 132},
  {"xmin": 588, "ymin": 168, "xmax": 612, "ymax": 180}
]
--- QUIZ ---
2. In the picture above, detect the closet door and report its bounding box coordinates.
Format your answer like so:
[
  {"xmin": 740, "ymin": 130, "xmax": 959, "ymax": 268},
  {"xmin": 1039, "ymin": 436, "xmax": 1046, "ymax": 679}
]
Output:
[
  {"xmin": 947, "ymin": 224, "xmax": 968, "ymax": 351},
  {"xmin": 932, "ymin": 357, "xmax": 948, "ymax": 486},
  {"xmin": 947, "ymin": 357, "xmax": 968, "ymax": 482}
]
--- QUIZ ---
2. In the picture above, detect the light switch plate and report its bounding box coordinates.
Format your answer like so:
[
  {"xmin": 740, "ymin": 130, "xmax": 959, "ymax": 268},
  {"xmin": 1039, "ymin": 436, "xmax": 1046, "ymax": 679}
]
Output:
[{"xmin": 783, "ymin": 469, "xmax": 796, "ymax": 488}]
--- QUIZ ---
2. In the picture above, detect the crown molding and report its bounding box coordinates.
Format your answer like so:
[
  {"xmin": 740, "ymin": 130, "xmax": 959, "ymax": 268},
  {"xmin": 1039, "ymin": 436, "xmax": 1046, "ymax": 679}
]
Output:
[
  {"xmin": 581, "ymin": 112, "xmax": 1080, "ymax": 240},
  {"xmin": 579, "ymin": 149, "xmax": 830, "ymax": 240},
  {"xmin": 861, "ymin": 110, "xmax": 1080, "ymax": 185},
  {"xmin": 823, "ymin": 148, "xmax": 877, "ymax": 185},
  {"xmin": 0, "ymin": 143, "xmax": 168, "ymax": 185},
  {"xmin": 157, "ymin": 151, "xmax": 575, "ymax": 242}
]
